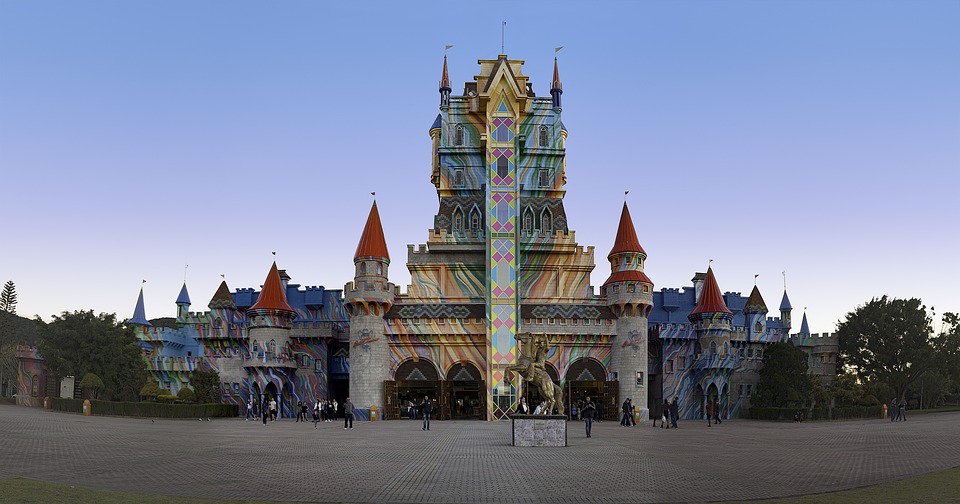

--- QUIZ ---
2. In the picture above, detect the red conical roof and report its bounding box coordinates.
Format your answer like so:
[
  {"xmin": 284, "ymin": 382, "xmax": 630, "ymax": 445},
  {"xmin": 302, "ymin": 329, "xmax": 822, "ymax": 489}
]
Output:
[
  {"xmin": 249, "ymin": 262, "xmax": 295, "ymax": 313},
  {"xmin": 552, "ymin": 57, "xmax": 562, "ymax": 90},
  {"xmin": 608, "ymin": 202, "xmax": 646, "ymax": 259},
  {"xmin": 354, "ymin": 201, "xmax": 390, "ymax": 261},
  {"xmin": 690, "ymin": 267, "xmax": 732, "ymax": 315},
  {"xmin": 440, "ymin": 54, "xmax": 451, "ymax": 89}
]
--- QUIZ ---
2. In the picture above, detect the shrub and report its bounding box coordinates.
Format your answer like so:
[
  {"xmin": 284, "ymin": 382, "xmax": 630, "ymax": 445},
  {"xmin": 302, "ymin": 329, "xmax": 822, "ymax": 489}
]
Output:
[
  {"xmin": 139, "ymin": 382, "xmax": 163, "ymax": 401},
  {"xmin": 176, "ymin": 387, "xmax": 196, "ymax": 403},
  {"xmin": 157, "ymin": 394, "xmax": 178, "ymax": 403},
  {"xmin": 50, "ymin": 398, "xmax": 238, "ymax": 418},
  {"xmin": 79, "ymin": 373, "xmax": 104, "ymax": 399}
]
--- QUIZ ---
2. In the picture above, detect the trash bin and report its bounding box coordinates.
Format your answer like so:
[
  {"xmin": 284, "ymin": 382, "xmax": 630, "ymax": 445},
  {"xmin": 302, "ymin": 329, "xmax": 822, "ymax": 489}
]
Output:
[
  {"xmin": 43, "ymin": 396, "xmax": 52, "ymax": 410},
  {"xmin": 370, "ymin": 406, "xmax": 378, "ymax": 421},
  {"xmin": 881, "ymin": 403, "xmax": 888, "ymax": 419},
  {"xmin": 82, "ymin": 399, "xmax": 91, "ymax": 416}
]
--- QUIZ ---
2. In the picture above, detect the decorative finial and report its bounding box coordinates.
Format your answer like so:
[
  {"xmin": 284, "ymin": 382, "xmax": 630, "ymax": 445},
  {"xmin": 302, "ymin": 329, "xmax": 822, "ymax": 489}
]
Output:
[
  {"xmin": 782, "ymin": 270, "xmax": 787, "ymax": 289},
  {"xmin": 501, "ymin": 21, "xmax": 506, "ymax": 54},
  {"xmin": 272, "ymin": 251, "xmax": 276, "ymax": 257},
  {"xmin": 184, "ymin": 263, "xmax": 189, "ymax": 283}
]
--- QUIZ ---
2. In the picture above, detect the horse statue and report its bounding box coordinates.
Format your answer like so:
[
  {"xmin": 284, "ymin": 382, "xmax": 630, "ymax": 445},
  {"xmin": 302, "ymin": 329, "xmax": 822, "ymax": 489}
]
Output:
[{"xmin": 507, "ymin": 333, "xmax": 565, "ymax": 416}]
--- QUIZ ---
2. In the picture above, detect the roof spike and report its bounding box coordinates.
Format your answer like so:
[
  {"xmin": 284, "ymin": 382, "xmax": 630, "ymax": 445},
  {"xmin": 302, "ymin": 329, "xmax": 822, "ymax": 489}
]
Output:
[
  {"xmin": 608, "ymin": 202, "xmax": 646, "ymax": 259},
  {"xmin": 208, "ymin": 280, "xmax": 236, "ymax": 310},
  {"xmin": 689, "ymin": 267, "xmax": 733, "ymax": 316},
  {"xmin": 550, "ymin": 56, "xmax": 563, "ymax": 109},
  {"xmin": 354, "ymin": 201, "xmax": 390, "ymax": 262},
  {"xmin": 249, "ymin": 262, "xmax": 295, "ymax": 313},
  {"xmin": 780, "ymin": 290, "xmax": 793, "ymax": 311},
  {"xmin": 176, "ymin": 282, "xmax": 190, "ymax": 305},
  {"xmin": 440, "ymin": 54, "xmax": 451, "ymax": 90},
  {"xmin": 127, "ymin": 287, "xmax": 152, "ymax": 326},
  {"xmin": 800, "ymin": 311, "xmax": 810, "ymax": 336}
]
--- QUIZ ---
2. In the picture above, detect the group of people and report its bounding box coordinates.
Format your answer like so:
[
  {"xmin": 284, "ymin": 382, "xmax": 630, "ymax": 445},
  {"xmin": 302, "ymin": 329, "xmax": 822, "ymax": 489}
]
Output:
[
  {"xmin": 890, "ymin": 398, "xmax": 907, "ymax": 422},
  {"xmin": 245, "ymin": 397, "xmax": 356, "ymax": 428},
  {"xmin": 620, "ymin": 398, "xmax": 637, "ymax": 426},
  {"xmin": 653, "ymin": 397, "xmax": 681, "ymax": 429}
]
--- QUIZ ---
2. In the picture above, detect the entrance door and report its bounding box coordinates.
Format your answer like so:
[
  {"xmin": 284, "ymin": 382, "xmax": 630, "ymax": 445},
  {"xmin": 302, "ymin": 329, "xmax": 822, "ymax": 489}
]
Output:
[
  {"xmin": 384, "ymin": 381, "xmax": 400, "ymax": 420},
  {"xmin": 446, "ymin": 362, "xmax": 485, "ymax": 420}
]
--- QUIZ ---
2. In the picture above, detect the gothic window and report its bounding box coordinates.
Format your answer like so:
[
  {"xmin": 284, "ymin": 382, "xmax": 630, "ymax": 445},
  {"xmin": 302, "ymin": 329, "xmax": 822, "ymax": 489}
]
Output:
[
  {"xmin": 539, "ymin": 169, "xmax": 549, "ymax": 187},
  {"xmin": 709, "ymin": 341, "xmax": 717, "ymax": 355},
  {"xmin": 453, "ymin": 207, "xmax": 464, "ymax": 233},
  {"xmin": 360, "ymin": 263, "xmax": 367, "ymax": 275},
  {"xmin": 454, "ymin": 169, "xmax": 464, "ymax": 187},
  {"xmin": 455, "ymin": 124, "xmax": 464, "ymax": 146},
  {"xmin": 522, "ymin": 207, "xmax": 535, "ymax": 233},
  {"xmin": 496, "ymin": 157, "xmax": 509, "ymax": 178},
  {"xmin": 469, "ymin": 206, "xmax": 481, "ymax": 231},
  {"xmin": 540, "ymin": 209, "xmax": 552, "ymax": 233},
  {"xmin": 538, "ymin": 125, "xmax": 548, "ymax": 147}
]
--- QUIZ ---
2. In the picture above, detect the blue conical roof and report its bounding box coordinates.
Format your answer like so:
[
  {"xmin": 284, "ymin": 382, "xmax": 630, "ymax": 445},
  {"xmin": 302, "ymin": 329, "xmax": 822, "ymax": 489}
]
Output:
[
  {"xmin": 176, "ymin": 283, "xmax": 191, "ymax": 305},
  {"xmin": 126, "ymin": 288, "xmax": 152, "ymax": 326},
  {"xmin": 780, "ymin": 290, "xmax": 792, "ymax": 311},
  {"xmin": 430, "ymin": 113, "xmax": 442, "ymax": 130},
  {"xmin": 799, "ymin": 312, "xmax": 810, "ymax": 336}
]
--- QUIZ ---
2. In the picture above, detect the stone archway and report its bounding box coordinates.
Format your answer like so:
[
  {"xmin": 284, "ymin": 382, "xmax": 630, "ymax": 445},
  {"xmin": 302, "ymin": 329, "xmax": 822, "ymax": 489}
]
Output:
[{"xmin": 446, "ymin": 362, "xmax": 484, "ymax": 420}]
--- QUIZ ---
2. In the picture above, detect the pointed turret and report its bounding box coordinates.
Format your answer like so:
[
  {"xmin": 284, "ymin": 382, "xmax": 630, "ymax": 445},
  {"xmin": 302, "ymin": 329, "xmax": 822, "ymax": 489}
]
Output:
[
  {"xmin": 354, "ymin": 201, "xmax": 390, "ymax": 262},
  {"xmin": 608, "ymin": 202, "xmax": 646, "ymax": 259},
  {"xmin": 439, "ymin": 55, "xmax": 451, "ymax": 109},
  {"xmin": 799, "ymin": 311, "xmax": 811, "ymax": 336},
  {"xmin": 249, "ymin": 262, "xmax": 295, "ymax": 315},
  {"xmin": 604, "ymin": 202, "xmax": 651, "ymax": 286},
  {"xmin": 689, "ymin": 267, "xmax": 733, "ymax": 317},
  {"xmin": 743, "ymin": 285, "xmax": 768, "ymax": 314},
  {"xmin": 780, "ymin": 290, "xmax": 793, "ymax": 334},
  {"xmin": 126, "ymin": 288, "xmax": 152, "ymax": 327},
  {"xmin": 208, "ymin": 280, "xmax": 236, "ymax": 310},
  {"xmin": 175, "ymin": 282, "xmax": 191, "ymax": 319},
  {"xmin": 550, "ymin": 57, "xmax": 563, "ymax": 109}
]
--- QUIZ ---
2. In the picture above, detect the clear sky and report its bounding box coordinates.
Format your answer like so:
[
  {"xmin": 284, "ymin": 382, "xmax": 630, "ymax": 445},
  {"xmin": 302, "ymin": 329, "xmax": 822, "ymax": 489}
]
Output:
[{"xmin": 1, "ymin": 1, "xmax": 957, "ymax": 334}]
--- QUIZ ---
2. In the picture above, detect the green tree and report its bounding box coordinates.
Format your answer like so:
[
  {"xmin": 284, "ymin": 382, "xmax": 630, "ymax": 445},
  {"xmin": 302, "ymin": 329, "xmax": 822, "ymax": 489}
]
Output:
[
  {"xmin": 837, "ymin": 296, "xmax": 934, "ymax": 401},
  {"xmin": 139, "ymin": 381, "xmax": 163, "ymax": 401},
  {"xmin": 934, "ymin": 312, "xmax": 960, "ymax": 393},
  {"xmin": 0, "ymin": 281, "xmax": 16, "ymax": 314},
  {"xmin": 176, "ymin": 387, "xmax": 196, "ymax": 403},
  {"xmin": 79, "ymin": 372, "xmax": 104, "ymax": 399},
  {"xmin": 37, "ymin": 310, "xmax": 147, "ymax": 401},
  {"xmin": 189, "ymin": 370, "xmax": 221, "ymax": 404},
  {"xmin": 753, "ymin": 341, "xmax": 811, "ymax": 407}
]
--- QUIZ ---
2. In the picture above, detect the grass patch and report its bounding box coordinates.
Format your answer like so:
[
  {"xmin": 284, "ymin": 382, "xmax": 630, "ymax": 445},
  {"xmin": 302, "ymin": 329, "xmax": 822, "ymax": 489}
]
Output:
[{"xmin": 2, "ymin": 467, "xmax": 960, "ymax": 503}]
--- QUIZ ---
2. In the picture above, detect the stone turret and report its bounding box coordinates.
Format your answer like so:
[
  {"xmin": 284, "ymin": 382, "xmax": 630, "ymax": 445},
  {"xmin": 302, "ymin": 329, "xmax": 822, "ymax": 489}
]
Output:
[
  {"xmin": 344, "ymin": 201, "xmax": 395, "ymax": 417},
  {"xmin": 247, "ymin": 262, "xmax": 297, "ymax": 368},
  {"xmin": 603, "ymin": 202, "xmax": 654, "ymax": 419},
  {"xmin": 688, "ymin": 267, "xmax": 733, "ymax": 358}
]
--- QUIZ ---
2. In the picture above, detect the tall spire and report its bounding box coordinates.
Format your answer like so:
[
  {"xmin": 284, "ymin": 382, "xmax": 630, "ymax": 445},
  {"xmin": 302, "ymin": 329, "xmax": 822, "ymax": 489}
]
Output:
[
  {"xmin": 127, "ymin": 288, "xmax": 152, "ymax": 326},
  {"xmin": 799, "ymin": 311, "xmax": 810, "ymax": 336},
  {"xmin": 550, "ymin": 57, "xmax": 563, "ymax": 109},
  {"xmin": 780, "ymin": 290, "xmax": 793, "ymax": 311},
  {"xmin": 249, "ymin": 262, "xmax": 295, "ymax": 313},
  {"xmin": 689, "ymin": 267, "xmax": 732, "ymax": 316},
  {"xmin": 439, "ymin": 55, "xmax": 451, "ymax": 109},
  {"xmin": 175, "ymin": 282, "xmax": 190, "ymax": 306},
  {"xmin": 608, "ymin": 202, "xmax": 646, "ymax": 259},
  {"xmin": 354, "ymin": 201, "xmax": 390, "ymax": 262}
]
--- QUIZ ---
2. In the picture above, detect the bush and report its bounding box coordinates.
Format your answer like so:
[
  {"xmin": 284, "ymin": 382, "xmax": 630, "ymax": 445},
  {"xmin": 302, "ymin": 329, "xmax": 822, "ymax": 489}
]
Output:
[
  {"xmin": 79, "ymin": 373, "xmax": 104, "ymax": 399},
  {"xmin": 176, "ymin": 388, "xmax": 196, "ymax": 403},
  {"xmin": 139, "ymin": 382, "xmax": 163, "ymax": 401},
  {"xmin": 157, "ymin": 394, "xmax": 177, "ymax": 403}
]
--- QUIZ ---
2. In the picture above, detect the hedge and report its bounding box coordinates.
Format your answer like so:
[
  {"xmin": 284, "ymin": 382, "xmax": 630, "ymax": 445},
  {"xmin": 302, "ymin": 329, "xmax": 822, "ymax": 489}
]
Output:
[
  {"xmin": 748, "ymin": 405, "xmax": 882, "ymax": 421},
  {"xmin": 50, "ymin": 397, "xmax": 237, "ymax": 418}
]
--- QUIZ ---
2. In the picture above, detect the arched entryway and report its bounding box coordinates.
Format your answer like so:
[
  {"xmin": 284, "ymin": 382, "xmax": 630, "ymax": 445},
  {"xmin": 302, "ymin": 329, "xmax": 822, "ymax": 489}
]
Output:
[
  {"xmin": 565, "ymin": 358, "xmax": 616, "ymax": 420},
  {"xmin": 390, "ymin": 359, "xmax": 441, "ymax": 420},
  {"xmin": 446, "ymin": 362, "xmax": 485, "ymax": 420},
  {"xmin": 264, "ymin": 382, "xmax": 279, "ymax": 419}
]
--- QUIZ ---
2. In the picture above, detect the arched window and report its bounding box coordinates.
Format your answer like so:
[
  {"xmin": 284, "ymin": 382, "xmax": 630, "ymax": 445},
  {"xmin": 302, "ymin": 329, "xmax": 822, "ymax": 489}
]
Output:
[
  {"xmin": 469, "ymin": 207, "xmax": 481, "ymax": 231},
  {"xmin": 540, "ymin": 209, "xmax": 552, "ymax": 233},
  {"xmin": 377, "ymin": 263, "xmax": 383, "ymax": 275},
  {"xmin": 31, "ymin": 375, "xmax": 39, "ymax": 397},
  {"xmin": 360, "ymin": 263, "xmax": 366, "ymax": 275},
  {"xmin": 455, "ymin": 124, "xmax": 464, "ymax": 146},
  {"xmin": 709, "ymin": 341, "xmax": 717, "ymax": 355},
  {"xmin": 539, "ymin": 125, "xmax": 548, "ymax": 147},
  {"xmin": 523, "ymin": 207, "xmax": 535, "ymax": 233},
  {"xmin": 453, "ymin": 207, "xmax": 464, "ymax": 233}
]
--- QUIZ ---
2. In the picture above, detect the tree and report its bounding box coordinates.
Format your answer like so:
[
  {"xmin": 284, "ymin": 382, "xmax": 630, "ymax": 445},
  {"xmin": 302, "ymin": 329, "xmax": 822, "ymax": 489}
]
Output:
[
  {"xmin": 0, "ymin": 281, "xmax": 16, "ymax": 314},
  {"xmin": 753, "ymin": 341, "xmax": 811, "ymax": 407},
  {"xmin": 37, "ymin": 310, "xmax": 147, "ymax": 401},
  {"xmin": 837, "ymin": 296, "xmax": 934, "ymax": 401},
  {"xmin": 934, "ymin": 312, "xmax": 960, "ymax": 393},
  {"xmin": 189, "ymin": 370, "xmax": 221, "ymax": 404},
  {"xmin": 79, "ymin": 373, "xmax": 104, "ymax": 399}
]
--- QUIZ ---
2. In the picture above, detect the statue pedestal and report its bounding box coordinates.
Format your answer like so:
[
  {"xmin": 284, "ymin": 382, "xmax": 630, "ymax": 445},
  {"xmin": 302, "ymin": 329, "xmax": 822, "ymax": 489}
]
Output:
[{"xmin": 510, "ymin": 415, "xmax": 567, "ymax": 447}]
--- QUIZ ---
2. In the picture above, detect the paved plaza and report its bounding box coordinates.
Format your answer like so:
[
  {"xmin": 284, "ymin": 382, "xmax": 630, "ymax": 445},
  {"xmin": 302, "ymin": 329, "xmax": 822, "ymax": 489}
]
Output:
[{"xmin": 1, "ymin": 405, "xmax": 959, "ymax": 503}]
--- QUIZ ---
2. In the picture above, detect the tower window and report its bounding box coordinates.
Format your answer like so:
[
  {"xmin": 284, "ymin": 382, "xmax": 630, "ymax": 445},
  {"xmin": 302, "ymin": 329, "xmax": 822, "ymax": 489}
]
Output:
[
  {"xmin": 455, "ymin": 124, "xmax": 464, "ymax": 146},
  {"xmin": 538, "ymin": 125, "xmax": 548, "ymax": 147},
  {"xmin": 453, "ymin": 207, "xmax": 464, "ymax": 233},
  {"xmin": 470, "ymin": 207, "xmax": 481, "ymax": 230},
  {"xmin": 496, "ymin": 157, "xmax": 509, "ymax": 178},
  {"xmin": 540, "ymin": 209, "xmax": 552, "ymax": 233},
  {"xmin": 454, "ymin": 169, "xmax": 464, "ymax": 187},
  {"xmin": 539, "ymin": 169, "xmax": 549, "ymax": 187}
]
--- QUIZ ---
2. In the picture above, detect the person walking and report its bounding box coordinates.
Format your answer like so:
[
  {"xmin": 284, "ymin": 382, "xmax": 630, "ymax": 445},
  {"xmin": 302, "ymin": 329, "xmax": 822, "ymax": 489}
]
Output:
[
  {"xmin": 713, "ymin": 399, "xmax": 722, "ymax": 425},
  {"xmin": 245, "ymin": 398, "xmax": 255, "ymax": 421},
  {"xmin": 669, "ymin": 397, "xmax": 679, "ymax": 429},
  {"xmin": 899, "ymin": 398, "xmax": 907, "ymax": 422},
  {"xmin": 705, "ymin": 399, "xmax": 714, "ymax": 427},
  {"xmin": 343, "ymin": 398, "xmax": 354, "ymax": 429},
  {"xmin": 661, "ymin": 399, "xmax": 670, "ymax": 429},
  {"xmin": 268, "ymin": 397, "xmax": 278, "ymax": 422},
  {"xmin": 629, "ymin": 399, "xmax": 637, "ymax": 426},
  {"xmin": 421, "ymin": 395, "xmax": 432, "ymax": 430},
  {"xmin": 890, "ymin": 398, "xmax": 898, "ymax": 422},
  {"xmin": 582, "ymin": 396, "xmax": 596, "ymax": 437},
  {"xmin": 621, "ymin": 399, "xmax": 631, "ymax": 427}
]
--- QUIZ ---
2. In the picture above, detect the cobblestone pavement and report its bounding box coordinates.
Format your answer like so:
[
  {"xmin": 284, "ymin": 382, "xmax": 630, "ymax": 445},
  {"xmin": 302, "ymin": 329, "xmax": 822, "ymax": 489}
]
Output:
[{"xmin": 2, "ymin": 405, "xmax": 959, "ymax": 503}]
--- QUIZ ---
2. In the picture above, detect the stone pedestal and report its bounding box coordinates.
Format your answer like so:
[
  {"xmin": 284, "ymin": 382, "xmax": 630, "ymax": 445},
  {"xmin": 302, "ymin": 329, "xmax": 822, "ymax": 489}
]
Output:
[{"xmin": 511, "ymin": 415, "xmax": 567, "ymax": 447}]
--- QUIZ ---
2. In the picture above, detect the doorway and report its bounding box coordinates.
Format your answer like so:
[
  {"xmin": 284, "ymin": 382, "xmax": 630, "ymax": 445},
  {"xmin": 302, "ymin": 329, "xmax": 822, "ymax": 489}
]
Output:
[{"xmin": 446, "ymin": 362, "xmax": 485, "ymax": 420}]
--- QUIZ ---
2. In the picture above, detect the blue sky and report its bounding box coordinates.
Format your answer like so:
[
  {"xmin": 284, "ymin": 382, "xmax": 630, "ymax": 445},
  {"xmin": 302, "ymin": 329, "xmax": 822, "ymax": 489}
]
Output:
[{"xmin": 1, "ymin": 1, "xmax": 958, "ymax": 333}]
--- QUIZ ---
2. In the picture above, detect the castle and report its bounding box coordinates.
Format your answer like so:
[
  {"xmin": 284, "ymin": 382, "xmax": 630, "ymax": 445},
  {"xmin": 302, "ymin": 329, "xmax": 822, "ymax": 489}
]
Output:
[{"xmin": 112, "ymin": 54, "xmax": 838, "ymax": 420}]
